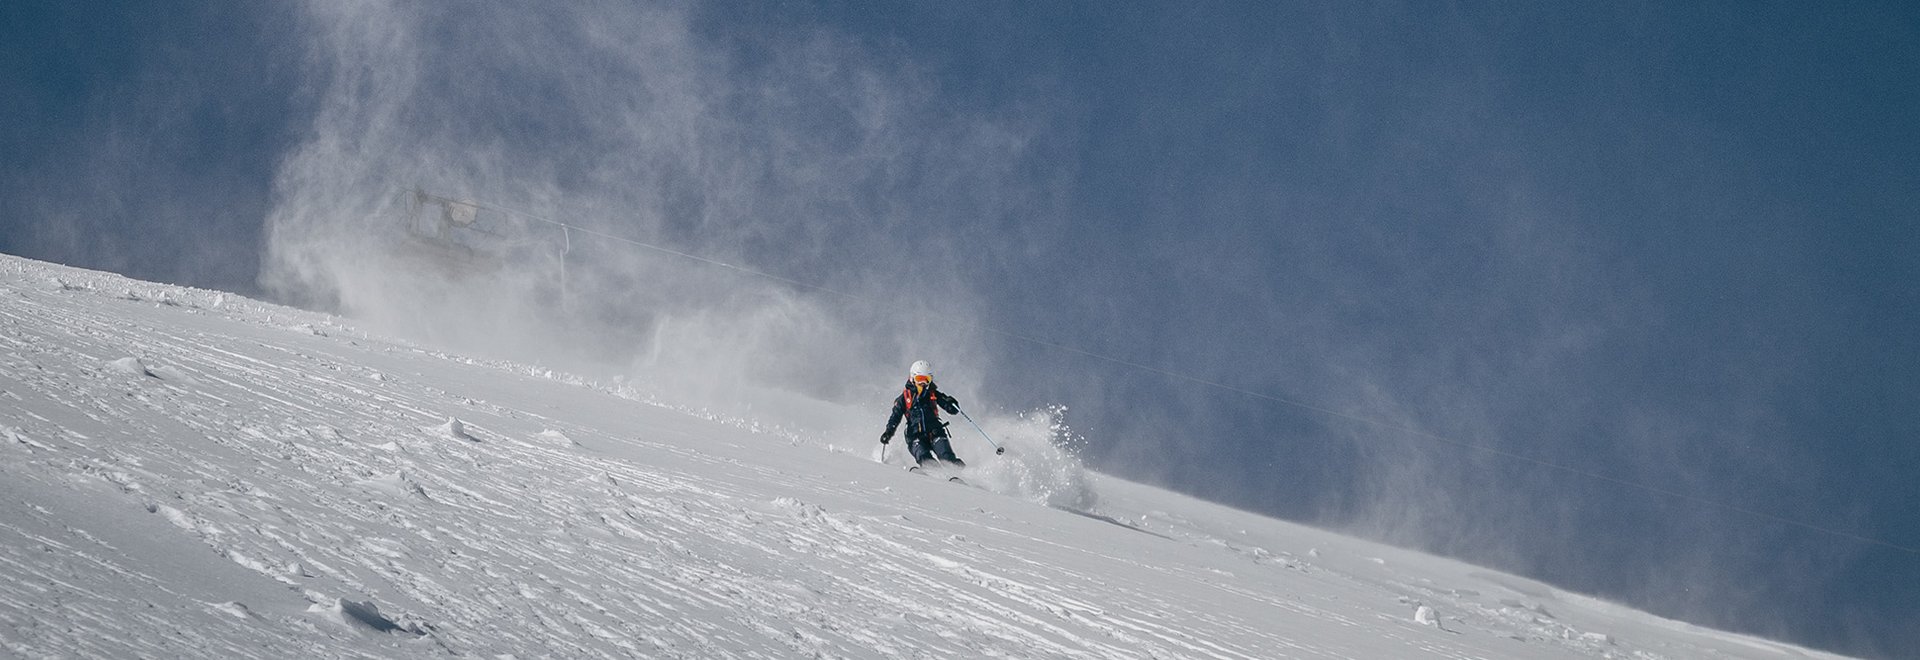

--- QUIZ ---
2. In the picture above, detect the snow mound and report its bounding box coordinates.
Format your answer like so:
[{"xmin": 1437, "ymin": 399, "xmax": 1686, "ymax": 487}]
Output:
[
  {"xmin": 106, "ymin": 356, "xmax": 155, "ymax": 377},
  {"xmin": 428, "ymin": 416, "xmax": 476, "ymax": 442},
  {"xmin": 532, "ymin": 429, "xmax": 578, "ymax": 447},
  {"xmin": 307, "ymin": 597, "xmax": 422, "ymax": 636}
]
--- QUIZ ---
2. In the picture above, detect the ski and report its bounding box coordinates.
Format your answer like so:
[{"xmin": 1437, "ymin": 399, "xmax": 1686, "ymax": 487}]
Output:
[{"xmin": 907, "ymin": 465, "xmax": 968, "ymax": 485}]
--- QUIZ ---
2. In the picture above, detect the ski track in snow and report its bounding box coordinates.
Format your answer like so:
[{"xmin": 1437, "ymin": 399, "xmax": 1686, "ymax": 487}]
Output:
[{"xmin": 0, "ymin": 256, "xmax": 1849, "ymax": 659}]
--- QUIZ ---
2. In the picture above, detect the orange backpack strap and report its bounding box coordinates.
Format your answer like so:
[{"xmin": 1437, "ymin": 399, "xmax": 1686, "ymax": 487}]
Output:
[{"xmin": 902, "ymin": 386, "xmax": 914, "ymax": 411}]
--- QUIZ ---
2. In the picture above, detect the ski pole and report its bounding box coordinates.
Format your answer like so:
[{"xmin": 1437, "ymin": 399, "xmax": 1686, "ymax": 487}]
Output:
[{"xmin": 957, "ymin": 410, "xmax": 1006, "ymax": 455}]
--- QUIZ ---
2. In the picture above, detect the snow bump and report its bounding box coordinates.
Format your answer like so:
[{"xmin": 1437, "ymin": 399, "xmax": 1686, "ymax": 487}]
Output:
[
  {"xmin": 427, "ymin": 416, "xmax": 477, "ymax": 442},
  {"xmin": 307, "ymin": 597, "xmax": 423, "ymax": 636},
  {"xmin": 106, "ymin": 356, "xmax": 155, "ymax": 378},
  {"xmin": 532, "ymin": 429, "xmax": 578, "ymax": 447}
]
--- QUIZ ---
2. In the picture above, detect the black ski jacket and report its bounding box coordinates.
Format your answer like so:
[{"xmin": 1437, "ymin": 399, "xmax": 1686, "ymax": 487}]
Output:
[{"xmin": 884, "ymin": 381, "xmax": 961, "ymax": 440}]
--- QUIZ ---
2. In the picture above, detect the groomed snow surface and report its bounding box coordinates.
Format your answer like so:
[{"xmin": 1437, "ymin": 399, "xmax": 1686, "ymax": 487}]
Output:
[{"xmin": 0, "ymin": 254, "xmax": 1848, "ymax": 659}]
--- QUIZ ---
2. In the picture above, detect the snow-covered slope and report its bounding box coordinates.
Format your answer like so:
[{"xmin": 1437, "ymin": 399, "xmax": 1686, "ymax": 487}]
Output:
[{"xmin": 0, "ymin": 254, "xmax": 1847, "ymax": 659}]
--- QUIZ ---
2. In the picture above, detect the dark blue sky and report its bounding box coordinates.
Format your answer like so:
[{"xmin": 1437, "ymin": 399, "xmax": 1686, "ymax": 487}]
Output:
[
  {"xmin": 0, "ymin": 3, "xmax": 309, "ymax": 294},
  {"xmin": 4, "ymin": 2, "xmax": 1917, "ymax": 656}
]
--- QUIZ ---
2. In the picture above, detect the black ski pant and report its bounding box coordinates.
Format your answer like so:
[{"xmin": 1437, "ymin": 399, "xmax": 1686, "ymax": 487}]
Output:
[{"xmin": 905, "ymin": 427, "xmax": 964, "ymax": 468}]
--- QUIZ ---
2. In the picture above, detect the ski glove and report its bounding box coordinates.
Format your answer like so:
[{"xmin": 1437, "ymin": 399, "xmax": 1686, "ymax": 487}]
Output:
[{"xmin": 879, "ymin": 432, "xmax": 892, "ymax": 445}]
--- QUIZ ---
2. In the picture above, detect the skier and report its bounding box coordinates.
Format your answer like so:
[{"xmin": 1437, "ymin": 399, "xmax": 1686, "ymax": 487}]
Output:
[{"xmin": 880, "ymin": 360, "xmax": 966, "ymax": 469}]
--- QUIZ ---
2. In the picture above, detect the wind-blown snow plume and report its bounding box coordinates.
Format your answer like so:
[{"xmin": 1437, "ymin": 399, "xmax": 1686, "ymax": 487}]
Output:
[{"xmin": 261, "ymin": 1, "xmax": 1053, "ymax": 414}]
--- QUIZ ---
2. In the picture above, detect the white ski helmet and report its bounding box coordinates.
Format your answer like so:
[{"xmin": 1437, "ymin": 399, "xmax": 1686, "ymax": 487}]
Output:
[{"xmin": 909, "ymin": 360, "xmax": 934, "ymax": 384}]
